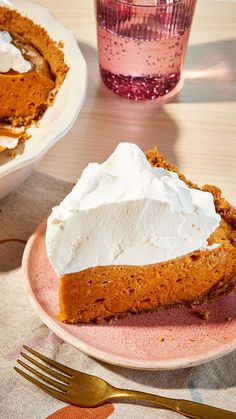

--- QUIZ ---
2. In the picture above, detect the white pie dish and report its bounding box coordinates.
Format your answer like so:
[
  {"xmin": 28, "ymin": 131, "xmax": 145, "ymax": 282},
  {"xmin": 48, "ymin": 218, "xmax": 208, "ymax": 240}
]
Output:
[{"xmin": 0, "ymin": 0, "xmax": 87, "ymax": 199}]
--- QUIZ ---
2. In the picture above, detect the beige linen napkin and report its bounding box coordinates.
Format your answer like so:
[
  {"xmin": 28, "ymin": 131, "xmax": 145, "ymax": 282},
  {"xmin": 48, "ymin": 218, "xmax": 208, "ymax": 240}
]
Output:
[{"xmin": 0, "ymin": 171, "xmax": 235, "ymax": 419}]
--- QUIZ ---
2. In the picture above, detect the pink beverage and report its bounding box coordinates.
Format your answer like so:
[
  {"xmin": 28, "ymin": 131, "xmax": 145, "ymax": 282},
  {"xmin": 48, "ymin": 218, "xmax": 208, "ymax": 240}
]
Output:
[{"xmin": 95, "ymin": 0, "xmax": 197, "ymax": 100}]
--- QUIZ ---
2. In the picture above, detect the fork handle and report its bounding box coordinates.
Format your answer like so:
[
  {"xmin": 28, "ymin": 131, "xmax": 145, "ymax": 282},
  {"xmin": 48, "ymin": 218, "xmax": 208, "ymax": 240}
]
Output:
[{"xmin": 112, "ymin": 389, "xmax": 236, "ymax": 419}]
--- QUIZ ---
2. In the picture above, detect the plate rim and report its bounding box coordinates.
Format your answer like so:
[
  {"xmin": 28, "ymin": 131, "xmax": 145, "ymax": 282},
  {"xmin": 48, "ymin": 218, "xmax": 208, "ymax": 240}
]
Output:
[
  {"xmin": 22, "ymin": 219, "xmax": 236, "ymax": 370},
  {"xmin": 0, "ymin": 0, "xmax": 87, "ymax": 179}
]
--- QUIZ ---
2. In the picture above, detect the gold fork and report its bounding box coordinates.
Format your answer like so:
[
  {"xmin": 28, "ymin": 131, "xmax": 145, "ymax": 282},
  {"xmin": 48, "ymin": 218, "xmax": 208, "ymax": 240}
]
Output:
[{"xmin": 15, "ymin": 346, "xmax": 236, "ymax": 419}]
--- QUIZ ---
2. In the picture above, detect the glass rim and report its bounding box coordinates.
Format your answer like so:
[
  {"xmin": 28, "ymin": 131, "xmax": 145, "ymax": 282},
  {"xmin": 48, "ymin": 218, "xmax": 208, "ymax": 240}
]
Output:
[{"xmin": 113, "ymin": 0, "xmax": 184, "ymax": 8}]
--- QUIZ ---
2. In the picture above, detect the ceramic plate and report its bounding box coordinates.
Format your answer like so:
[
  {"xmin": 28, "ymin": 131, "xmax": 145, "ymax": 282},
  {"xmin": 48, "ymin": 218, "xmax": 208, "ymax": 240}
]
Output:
[
  {"xmin": 22, "ymin": 219, "xmax": 236, "ymax": 370},
  {"xmin": 0, "ymin": 0, "xmax": 87, "ymax": 197}
]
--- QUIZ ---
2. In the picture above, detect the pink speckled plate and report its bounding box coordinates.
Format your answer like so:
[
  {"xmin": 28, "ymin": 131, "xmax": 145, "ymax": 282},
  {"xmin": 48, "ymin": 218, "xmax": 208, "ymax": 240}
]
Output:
[{"xmin": 22, "ymin": 220, "xmax": 236, "ymax": 370}]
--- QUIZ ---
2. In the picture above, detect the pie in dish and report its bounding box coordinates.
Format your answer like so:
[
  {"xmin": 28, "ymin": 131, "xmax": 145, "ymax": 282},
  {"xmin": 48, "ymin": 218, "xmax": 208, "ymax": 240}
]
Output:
[
  {"xmin": 46, "ymin": 143, "xmax": 236, "ymax": 324},
  {"xmin": 0, "ymin": 6, "xmax": 69, "ymax": 151}
]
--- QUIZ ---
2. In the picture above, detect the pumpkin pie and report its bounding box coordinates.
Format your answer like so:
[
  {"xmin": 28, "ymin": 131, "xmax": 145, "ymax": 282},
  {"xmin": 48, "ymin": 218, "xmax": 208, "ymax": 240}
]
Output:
[{"xmin": 46, "ymin": 144, "xmax": 236, "ymax": 324}]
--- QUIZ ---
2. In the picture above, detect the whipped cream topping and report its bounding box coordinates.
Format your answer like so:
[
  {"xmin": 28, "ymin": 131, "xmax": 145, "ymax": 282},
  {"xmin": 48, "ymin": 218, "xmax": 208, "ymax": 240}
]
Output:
[
  {"xmin": 0, "ymin": 125, "xmax": 25, "ymax": 150},
  {"xmin": 0, "ymin": 137, "xmax": 19, "ymax": 150},
  {"xmin": 46, "ymin": 143, "xmax": 221, "ymax": 276},
  {"xmin": 0, "ymin": 31, "xmax": 31, "ymax": 73}
]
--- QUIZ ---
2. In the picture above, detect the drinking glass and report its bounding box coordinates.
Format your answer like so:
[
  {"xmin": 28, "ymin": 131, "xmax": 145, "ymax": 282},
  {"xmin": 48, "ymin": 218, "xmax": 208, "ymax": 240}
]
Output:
[{"xmin": 95, "ymin": 0, "xmax": 197, "ymax": 100}]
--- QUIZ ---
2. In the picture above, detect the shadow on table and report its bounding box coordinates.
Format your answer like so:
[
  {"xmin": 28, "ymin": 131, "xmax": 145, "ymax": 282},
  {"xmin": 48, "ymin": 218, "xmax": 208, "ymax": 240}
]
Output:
[
  {"xmin": 96, "ymin": 348, "xmax": 236, "ymax": 390},
  {"xmin": 78, "ymin": 41, "xmax": 180, "ymax": 168},
  {"xmin": 174, "ymin": 38, "xmax": 236, "ymax": 104}
]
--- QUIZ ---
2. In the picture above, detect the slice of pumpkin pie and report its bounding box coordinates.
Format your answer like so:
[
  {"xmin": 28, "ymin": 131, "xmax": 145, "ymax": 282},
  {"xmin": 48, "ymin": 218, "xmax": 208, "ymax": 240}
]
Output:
[{"xmin": 46, "ymin": 143, "xmax": 236, "ymax": 323}]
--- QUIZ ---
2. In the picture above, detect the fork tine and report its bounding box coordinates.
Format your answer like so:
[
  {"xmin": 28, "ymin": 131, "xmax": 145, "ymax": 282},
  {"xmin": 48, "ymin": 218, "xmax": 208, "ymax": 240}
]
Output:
[
  {"xmin": 17, "ymin": 360, "xmax": 68, "ymax": 393},
  {"xmin": 14, "ymin": 367, "xmax": 71, "ymax": 404},
  {"xmin": 20, "ymin": 352, "xmax": 71, "ymax": 385},
  {"xmin": 23, "ymin": 345, "xmax": 74, "ymax": 377}
]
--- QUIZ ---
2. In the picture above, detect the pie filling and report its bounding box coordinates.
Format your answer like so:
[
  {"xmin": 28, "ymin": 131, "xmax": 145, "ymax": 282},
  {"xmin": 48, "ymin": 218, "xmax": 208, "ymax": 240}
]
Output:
[{"xmin": 0, "ymin": 29, "xmax": 54, "ymax": 150}]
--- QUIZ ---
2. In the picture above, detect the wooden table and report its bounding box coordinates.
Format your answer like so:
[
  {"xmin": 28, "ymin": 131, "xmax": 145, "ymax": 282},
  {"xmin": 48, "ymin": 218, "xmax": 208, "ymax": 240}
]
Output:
[{"xmin": 35, "ymin": 0, "xmax": 236, "ymax": 203}]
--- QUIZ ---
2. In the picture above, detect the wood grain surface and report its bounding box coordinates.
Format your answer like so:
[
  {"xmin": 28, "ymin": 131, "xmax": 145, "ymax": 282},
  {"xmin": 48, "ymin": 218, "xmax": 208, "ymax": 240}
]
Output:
[{"xmin": 34, "ymin": 0, "xmax": 236, "ymax": 203}]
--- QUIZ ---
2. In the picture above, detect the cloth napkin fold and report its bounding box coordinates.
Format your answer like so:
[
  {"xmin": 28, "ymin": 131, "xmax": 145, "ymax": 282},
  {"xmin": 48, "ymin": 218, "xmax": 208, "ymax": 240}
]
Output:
[{"xmin": 0, "ymin": 171, "xmax": 235, "ymax": 419}]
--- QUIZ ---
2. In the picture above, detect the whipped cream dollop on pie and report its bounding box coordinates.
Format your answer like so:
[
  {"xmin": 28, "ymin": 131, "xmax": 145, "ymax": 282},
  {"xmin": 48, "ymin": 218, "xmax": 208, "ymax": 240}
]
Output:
[
  {"xmin": 0, "ymin": 30, "xmax": 31, "ymax": 73},
  {"xmin": 46, "ymin": 143, "xmax": 221, "ymax": 276}
]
